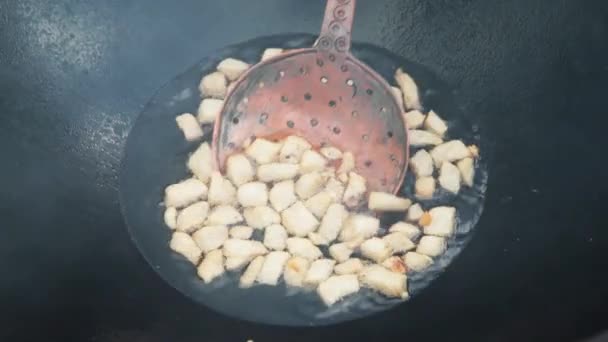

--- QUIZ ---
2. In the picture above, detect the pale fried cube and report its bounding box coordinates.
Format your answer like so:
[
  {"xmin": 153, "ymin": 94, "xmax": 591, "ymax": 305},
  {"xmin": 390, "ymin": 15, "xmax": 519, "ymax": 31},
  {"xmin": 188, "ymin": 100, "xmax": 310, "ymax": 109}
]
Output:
[
  {"xmin": 197, "ymin": 249, "xmax": 224, "ymax": 283},
  {"xmin": 284, "ymin": 256, "xmax": 310, "ymax": 287},
  {"xmin": 279, "ymin": 135, "xmax": 312, "ymax": 164},
  {"xmin": 337, "ymin": 152, "xmax": 355, "ymax": 175},
  {"xmin": 320, "ymin": 147, "xmax": 343, "ymax": 160},
  {"xmin": 416, "ymin": 236, "xmax": 447, "ymax": 257},
  {"xmin": 318, "ymin": 275, "xmax": 360, "ymax": 306},
  {"xmin": 383, "ymin": 232, "xmax": 415, "ymax": 254},
  {"xmin": 263, "ymin": 224, "xmax": 288, "ymax": 251},
  {"xmin": 389, "ymin": 222, "xmax": 421, "ymax": 241},
  {"xmin": 329, "ymin": 243, "xmax": 354, "ymax": 263},
  {"xmin": 343, "ymin": 172, "xmax": 366, "ymax": 208},
  {"xmin": 245, "ymin": 138, "xmax": 282, "ymax": 164},
  {"xmin": 176, "ymin": 201, "xmax": 209, "ymax": 233},
  {"xmin": 243, "ymin": 206, "xmax": 280, "ymax": 229},
  {"xmin": 286, "ymin": 237, "xmax": 323, "ymax": 260},
  {"xmin": 304, "ymin": 259, "xmax": 336, "ymax": 287},
  {"xmin": 281, "ymin": 201, "xmax": 319, "ymax": 236},
  {"xmin": 360, "ymin": 238, "xmax": 392, "ymax": 263},
  {"xmin": 208, "ymin": 172, "xmax": 237, "ymax": 206},
  {"xmin": 404, "ymin": 110, "xmax": 425, "ymax": 129},
  {"xmin": 217, "ymin": 58, "xmax": 250, "ymax": 81},
  {"xmin": 295, "ymin": 172, "xmax": 325, "ymax": 199},
  {"xmin": 269, "ymin": 180, "xmax": 297, "ymax": 212},
  {"xmin": 192, "ymin": 225, "xmax": 229, "ymax": 253},
  {"xmin": 170, "ymin": 232, "xmax": 202, "ymax": 264},
  {"xmin": 334, "ymin": 258, "xmax": 364, "ymax": 275},
  {"xmin": 223, "ymin": 239, "xmax": 268, "ymax": 259},
  {"xmin": 394, "ymin": 68, "xmax": 421, "ymax": 110},
  {"xmin": 261, "ymin": 48, "xmax": 284, "ymax": 61},
  {"xmin": 206, "ymin": 205, "xmax": 243, "ymax": 226},
  {"xmin": 175, "ymin": 113, "xmax": 203, "ymax": 141},
  {"xmin": 415, "ymin": 176, "xmax": 435, "ymax": 199},
  {"xmin": 368, "ymin": 192, "xmax": 411, "ymax": 212},
  {"xmin": 391, "ymin": 86, "xmax": 404, "ymax": 110},
  {"xmin": 257, "ymin": 251, "xmax": 290, "ymax": 285},
  {"xmin": 237, "ymin": 182, "xmax": 268, "ymax": 207},
  {"xmin": 409, "ymin": 130, "xmax": 443, "ymax": 146},
  {"xmin": 339, "ymin": 214, "xmax": 380, "ymax": 242},
  {"xmin": 197, "ymin": 98, "xmax": 224, "ymax": 124},
  {"xmin": 257, "ymin": 163, "xmax": 299, "ymax": 182},
  {"xmin": 359, "ymin": 264, "xmax": 408, "ymax": 298},
  {"xmin": 317, "ymin": 203, "xmax": 348, "ymax": 244},
  {"xmin": 305, "ymin": 191, "xmax": 334, "ymax": 218},
  {"xmin": 240, "ymin": 255, "xmax": 265, "ymax": 288},
  {"xmin": 164, "ymin": 178, "xmax": 208, "ymax": 208},
  {"xmin": 188, "ymin": 143, "xmax": 214, "ymax": 183},
  {"xmin": 430, "ymin": 140, "xmax": 471, "ymax": 167},
  {"xmin": 226, "ymin": 153, "xmax": 255, "ymax": 186},
  {"xmin": 457, "ymin": 157, "xmax": 475, "ymax": 187},
  {"xmin": 424, "ymin": 206, "xmax": 456, "ymax": 237},
  {"xmin": 299, "ymin": 150, "xmax": 327, "ymax": 173},
  {"xmin": 164, "ymin": 207, "xmax": 177, "ymax": 229},
  {"xmin": 199, "ymin": 71, "xmax": 227, "ymax": 98},
  {"xmin": 409, "ymin": 149, "xmax": 434, "ymax": 178},
  {"xmin": 382, "ymin": 256, "xmax": 407, "ymax": 274},
  {"xmin": 406, "ymin": 204, "xmax": 424, "ymax": 222},
  {"xmin": 225, "ymin": 256, "xmax": 253, "ymax": 271},
  {"xmin": 424, "ymin": 110, "xmax": 448, "ymax": 137},
  {"xmin": 404, "ymin": 252, "xmax": 433, "ymax": 272},
  {"xmin": 325, "ymin": 177, "xmax": 345, "ymax": 202},
  {"xmin": 438, "ymin": 162, "xmax": 461, "ymax": 194},
  {"xmin": 308, "ymin": 232, "xmax": 328, "ymax": 246},
  {"xmin": 230, "ymin": 225, "xmax": 254, "ymax": 239}
]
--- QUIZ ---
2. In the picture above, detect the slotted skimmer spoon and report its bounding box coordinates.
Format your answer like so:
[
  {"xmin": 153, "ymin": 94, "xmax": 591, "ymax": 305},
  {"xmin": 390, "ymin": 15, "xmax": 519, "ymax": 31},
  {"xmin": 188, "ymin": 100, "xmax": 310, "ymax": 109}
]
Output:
[{"xmin": 213, "ymin": 0, "xmax": 409, "ymax": 192}]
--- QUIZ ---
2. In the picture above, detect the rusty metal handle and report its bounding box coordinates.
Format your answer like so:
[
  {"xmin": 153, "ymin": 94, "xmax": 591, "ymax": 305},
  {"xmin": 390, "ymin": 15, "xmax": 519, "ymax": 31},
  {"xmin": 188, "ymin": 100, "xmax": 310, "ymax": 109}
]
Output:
[{"xmin": 314, "ymin": 0, "xmax": 356, "ymax": 54}]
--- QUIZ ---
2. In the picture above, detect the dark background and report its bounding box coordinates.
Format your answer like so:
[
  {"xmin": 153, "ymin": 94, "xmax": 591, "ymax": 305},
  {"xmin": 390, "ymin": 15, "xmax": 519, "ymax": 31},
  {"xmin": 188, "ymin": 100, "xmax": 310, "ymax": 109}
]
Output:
[{"xmin": 1, "ymin": 0, "xmax": 607, "ymax": 341}]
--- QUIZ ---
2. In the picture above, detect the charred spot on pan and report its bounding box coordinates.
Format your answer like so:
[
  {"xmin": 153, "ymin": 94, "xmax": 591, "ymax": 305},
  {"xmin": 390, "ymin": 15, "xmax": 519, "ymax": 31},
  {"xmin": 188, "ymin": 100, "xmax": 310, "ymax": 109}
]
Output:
[
  {"xmin": 333, "ymin": 126, "xmax": 341, "ymax": 135},
  {"xmin": 329, "ymin": 54, "xmax": 336, "ymax": 62},
  {"xmin": 364, "ymin": 160, "xmax": 373, "ymax": 168},
  {"xmin": 299, "ymin": 67, "xmax": 307, "ymax": 75},
  {"xmin": 259, "ymin": 112, "xmax": 269, "ymax": 124},
  {"xmin": 304, "ymin": 93, "xmax": 312, "ymax": 101},
  {"xmin": 366, "ymin": 89, "xmax": 373, "ymax": 95},
  {"xmin": 329, "ymin": 100, "xmax": 336, "ymax": 107},
  {"xmin": 310, "ymin": 118, "xmax": 319, "ymax": 127},
  {"xmin": 316, "ymin": 58, "xmax": 324, "ymax": 67},
  {"xmin": 232, "ymin": 117, "xmax": 239, "ymax": 124},
  {"xmin": 387, "ymin": 131, "xmax": 393, "ymax": 138},
  {"xmin": 287, "ymin": 120, "xmax": 295, "ymax": 128},
  {"xmin": 281, "ymin": 95, "xmax": 288, "ymax": 103}
]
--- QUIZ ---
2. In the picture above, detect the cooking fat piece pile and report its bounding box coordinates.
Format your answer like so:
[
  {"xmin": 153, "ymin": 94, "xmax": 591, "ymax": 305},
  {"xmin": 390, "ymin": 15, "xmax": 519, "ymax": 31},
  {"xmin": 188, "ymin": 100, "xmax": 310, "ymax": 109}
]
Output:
[
  {"xmin": 166, "ymin": 134, "xmax": 456, "ymax": 306},
  {"xmin": 167, "ymin": 50, "xmax": 480, "ymax": 307},
  {"xmin": 394, "ymin": 69, "xmax": 479, "ymax": 198}
]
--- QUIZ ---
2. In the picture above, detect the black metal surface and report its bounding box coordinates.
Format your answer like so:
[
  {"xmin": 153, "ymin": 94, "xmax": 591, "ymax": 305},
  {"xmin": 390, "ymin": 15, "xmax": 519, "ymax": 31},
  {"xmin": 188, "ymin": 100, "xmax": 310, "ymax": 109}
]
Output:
[
  {"xmin": 120, "ymin": 34, "xmax": 487, "ymax": 326},
  {"xmin": 1, "ymin": 0, "xmax": 607, "ymax": 341}
]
